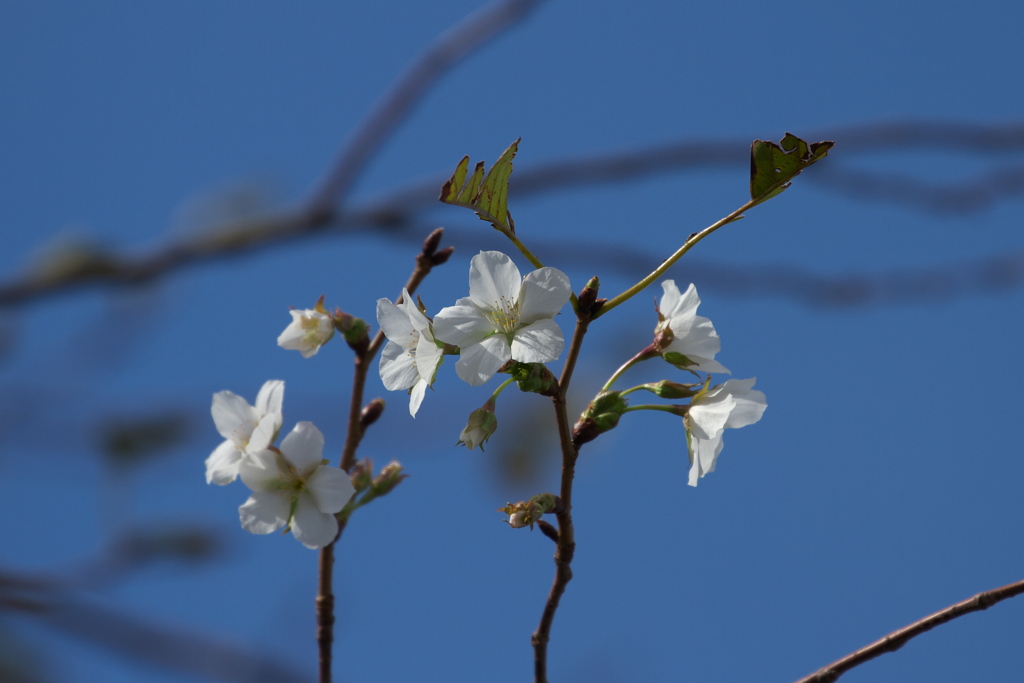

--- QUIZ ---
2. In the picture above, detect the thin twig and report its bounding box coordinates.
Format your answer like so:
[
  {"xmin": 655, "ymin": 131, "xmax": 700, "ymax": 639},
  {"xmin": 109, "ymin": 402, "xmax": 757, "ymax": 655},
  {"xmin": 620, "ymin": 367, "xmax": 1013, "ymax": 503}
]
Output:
[
  {"xmin": 318, "ymin": 229, "xmax": 449, "ymax": 683},
  {"xmin": 532, "ymin": 314, "xmax": 591, "ymax": 683},
  {"xmin": 793, "ymin": 577, "xmax": 1024, "ymax": 683},
  {"xmin": 4, "ymin": 120, "xmax": 1024, "ymax": 308},
  {"xmin": 304, "ymin": 0, "xmax": 547, "ymax": 218}
]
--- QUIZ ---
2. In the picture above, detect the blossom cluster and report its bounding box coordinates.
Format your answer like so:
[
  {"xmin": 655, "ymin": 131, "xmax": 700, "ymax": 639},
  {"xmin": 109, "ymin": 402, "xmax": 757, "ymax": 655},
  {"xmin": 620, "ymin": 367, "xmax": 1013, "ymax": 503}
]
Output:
[
  {"xmin": 376, "ymin": 250, "xmax": 572, "ymax": 415},
  {"xmin": 206, "ymin": 247, "xmax": 767, "ymax": 551},
  {"xmin": 206, "ymin": 380, "xmax": 355, "ymax": 549},
  {"xmin": 653, "ymin": 280, "xmax": 767, "ymax": 486}
]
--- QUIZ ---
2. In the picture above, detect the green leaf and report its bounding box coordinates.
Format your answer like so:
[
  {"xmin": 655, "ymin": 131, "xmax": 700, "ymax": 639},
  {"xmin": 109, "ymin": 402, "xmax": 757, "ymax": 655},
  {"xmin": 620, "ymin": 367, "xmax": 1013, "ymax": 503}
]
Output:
[
  {"xmin": 749, "ymin": 133, "xmax": 833, "ymax": 204},
  {"xmin": 439, "ymin": 138, "xmax": 520, "ymax": 235}
]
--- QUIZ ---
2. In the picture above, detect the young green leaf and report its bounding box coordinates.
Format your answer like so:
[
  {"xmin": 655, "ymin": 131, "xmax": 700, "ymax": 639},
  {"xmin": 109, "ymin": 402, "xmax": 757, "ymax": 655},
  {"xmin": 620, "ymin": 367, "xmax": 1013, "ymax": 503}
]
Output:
[
  {"xmin": 439, "ymin": 138, "xmax": 520, "ymax": 235},
  {"xmin": 749, "ymin": 133, "xmax": 833, "ymax": 205}
]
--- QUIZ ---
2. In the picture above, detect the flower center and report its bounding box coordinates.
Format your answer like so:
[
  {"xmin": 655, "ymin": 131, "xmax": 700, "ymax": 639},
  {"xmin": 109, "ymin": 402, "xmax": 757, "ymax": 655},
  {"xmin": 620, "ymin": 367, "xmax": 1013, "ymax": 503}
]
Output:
[{"xmin": 484, "ymin": 295, "xmax": 521, "ymax": 335}]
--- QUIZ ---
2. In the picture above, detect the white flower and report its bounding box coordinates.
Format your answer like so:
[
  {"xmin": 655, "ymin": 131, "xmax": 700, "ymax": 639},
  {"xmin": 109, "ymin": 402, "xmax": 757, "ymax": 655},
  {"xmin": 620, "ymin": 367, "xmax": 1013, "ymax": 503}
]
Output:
[
  {"xmin": 238, "ymin": 421, "xmax": 355, "ymax": 549},
  {"xmin": 685, "ymin": 378, "xmax": 766, "ymax": 486},
  {"xmin": 206, "ymin": 380, "xmax": 284, "ymax": 485},
  {"xmin": 376, "ymin": 288, "xmax": 443, "ymax": 417},
  {"xmin": 433, "ymin": 251, "xmax": 571, "ymax": 386},
  {"xmin": 278, "ymin": 308, "xmax": 335, "ymax": 358},
  {"xmin": 656, "ymin": 281, "xmax": 729, "ymax": 374}
]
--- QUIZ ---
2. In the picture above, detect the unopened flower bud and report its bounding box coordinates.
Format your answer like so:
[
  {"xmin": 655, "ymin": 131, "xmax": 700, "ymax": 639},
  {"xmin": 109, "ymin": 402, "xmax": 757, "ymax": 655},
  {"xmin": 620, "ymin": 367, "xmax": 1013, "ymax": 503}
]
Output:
[
  {"xmin": 572, "ymin": 391, "xmax": 628, "ymax": 447},
  {"xmin": 577, "ymin": 276, "xmax": 604, "ymax": 317},
  {"xmin": 371, "ymin": 460, "xmax": 407, "ymax": 496},
  {"xmin": 457, "ymin": 404, "xmax": 498, "ymax": 451},
  {"xmin": 359, "ymin": 398, "xmax": 386, "ymax": 429},
  {"xmin": 422, "ymin": 227, "xmax": 444, "ymax": 256},
  {"xmin": 498, "ymin": 494, "xmax": 560, "ymax": 530},
  {"xmin": 643, "ymin": 380, "xmax": 701, "ymax": 399},
  {"xmin": 430, "ymin": 246, "xmax": 455, "ymax": 266},
  {"xmin": 349, "ymin": 458, "xmax": 374, "ymax": 493}
]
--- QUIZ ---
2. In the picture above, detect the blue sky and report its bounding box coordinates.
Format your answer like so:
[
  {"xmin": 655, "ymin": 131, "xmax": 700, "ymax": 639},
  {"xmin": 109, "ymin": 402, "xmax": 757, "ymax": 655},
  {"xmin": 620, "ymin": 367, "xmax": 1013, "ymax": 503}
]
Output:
[{"xmin": 2, "ymin": 1, "xmax": 1023, "ymax": 682}]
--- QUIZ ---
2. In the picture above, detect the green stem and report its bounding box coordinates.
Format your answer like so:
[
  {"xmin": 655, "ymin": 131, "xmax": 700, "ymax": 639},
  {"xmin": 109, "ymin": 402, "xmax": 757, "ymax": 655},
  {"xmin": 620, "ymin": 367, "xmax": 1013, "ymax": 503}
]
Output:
[
  {"xmin": 622, "ymin": 404, "xmax": 684, "ymax": 415},
  {"xmin": 601, "ymin": 345, "xmax": 659, "ymax": 392},
  {"xmin": 595, "ymin": 198, "xmax": 755, "ymax": 318}
]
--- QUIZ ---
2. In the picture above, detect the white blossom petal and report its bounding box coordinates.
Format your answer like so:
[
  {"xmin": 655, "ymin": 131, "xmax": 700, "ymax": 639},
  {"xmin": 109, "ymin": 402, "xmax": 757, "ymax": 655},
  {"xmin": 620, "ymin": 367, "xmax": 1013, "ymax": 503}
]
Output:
[
  {"xmin": 660, "ymin": 281, "xmax": 700, "ymax": 321},
  {"xmin": 376, "ymin": 298, "xmax": 416, "ymax": 340},
  {"xmin": 248, "ymin": 414, "xmax": 278, "ymax": 453},
  {"xmin": 658, "ymin": 281, "xmax": 728, "ymax": 374},
  {"xmin": 409, "ymin": 379, "xmax": 427, "ymax": 416},
  {"xmin": 379, "ymin": 340, "xmax": 420, "ymax": 391},
  {"xmin": 211, "ymin": 391, "xmax": 258, "ymax": 443},
  {"xmin": 468, "ymin": 251, "xmax": 521, "ymax": 308},
  {"xmin": 684, "ymin": 378, "xmax": 766, "ymax": 486},
  {"xmin": 415, "ymin": 335, "xmax": 443, "ymax": 384},
  {"xmin": 456, "ymin": 335, "xmax": 511, "ymax": 386},
  {"xmin": 205, "ymin": 440, "xmax": 242, "ymax": 485},
  {"xmin": 519, "ymin": 267, "xmax": 572, "ymax": 323},
  {"xmin": 432, "ymin": 298, "xmax": 491, "ymax": 348},
  {"xmin": 290, "ymin": 496, "xmax": 340, "ymax": 549},
  {"xmin": 254, "ymin": 380, "xmax": 284, "ymax": 425},
  {"xmin": 305, "ymin": 467, "xmax": 355, "ymax": 514},
  {"xmin": 279, "ymin": 422, "xmax": 325, "ymax": 474},
  {"xmin": 238, "ymin": 449, "xmax": 286, "ymax": 491},
  {"xmin": 688, "ymin": 394, "xmax": 736, "ymax": 439},
  {"xmin": 510, "ymin": 319, "xmax": 564, "ymax": 363},
  {"xmin": 720, "ymin": 378, "xmax": 767, "ymax": 428},
  {"xmin": 239, "ymin": 490, "xmax": 290, "ymax": 535},
  {"xmin": 688, "ymin": 433, "xmax": 724, "ymax": 486}
]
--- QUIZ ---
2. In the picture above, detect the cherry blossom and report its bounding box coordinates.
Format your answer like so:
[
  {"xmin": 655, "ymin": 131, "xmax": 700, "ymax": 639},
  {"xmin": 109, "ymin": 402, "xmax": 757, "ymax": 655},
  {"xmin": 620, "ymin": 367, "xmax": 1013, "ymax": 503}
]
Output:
[
  {"xmin": 277, "ymin": 307, "xmax": 335, "ymax": 358},
  {"xmin": 238, "ymin": 421, "xmax": 355, "ymax": 549},
  {"xmin": 433, "ymin": 251, "xmax": 571, "ymax": 386},
  {"xmin": 655, "ymin": 280, "xmax": 729, "ymax": 374},
  {"xmin": 685, "ymin": 378, "xmax": 766, "ymax": 486},
  {"xmin": 376, "ymin": 289, "xmax": 443, "ymax": 417},
  {"xmin": 206, "ymin": 380, "xmax": 284, "ymax": 485}
]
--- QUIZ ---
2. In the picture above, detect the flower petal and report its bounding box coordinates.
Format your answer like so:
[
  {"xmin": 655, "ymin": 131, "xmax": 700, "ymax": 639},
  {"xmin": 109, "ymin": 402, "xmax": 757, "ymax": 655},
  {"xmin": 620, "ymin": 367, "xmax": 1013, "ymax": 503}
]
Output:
[
  {"xmin": 205, "ymin": 440, "xmax": 242, "ymax": 485},
  {"xmin": 720, "ymin": 378, "xmax": 767, "ymax": 429},
  {"xmin": 511, "ymin": 319, "xmax": 564, "ymax": 363},
  {"xmin": 455, "ymin": 336, "xmax": 511, "ymax": 386},
  {"xmin": 432, "ymin": 298, "xmax": 492, "ymax": 347},
  {"xmin": 239, "ymin": 490, "xmax": 290, "ymax": 535},
  {"xmin": 279, "ymin": 421, "xmax": 325, "ymax": 474},
  {"xmin": 519, "ymin": 267, "xmax": 571, "ymax": 324},
  {"xmin": 376, "ymin": 297, "xmax": 416, "ymax": 343},
  {"xmin": 254, "ymin": 380, "xmax": 284, "ymax": 423},
  {"xmin": 688, "ymin": 393, "xmax": 736, "ymax": 440},
  {"xmin": 238, "ymin": 449, "xmax": 286, "ymax": 491},
  {"xmin": 290, "ymin": 496, "xmax": 340, "ymax": 549},
  {"xmin": 248, "ymin": 413, "xmax": 278, "ymax": 453},
  {"xmin": 379, "ymin": 340, "xmax": 420, "ymax": 391},
  {"xmin": 305, "ymin": 466, "xmax": 355, "ymax": 514},
  {"xmin": 415, "ymin": 335, "xmax": 443, "ymax": 384},
  {"xmin": 211, "ymin": 391, "xmax": 257, "ymax": 442},
  {"xmin": 468, "ymin": 251, "xmax": 521, "ymax": 308},
  {"xmin": 409, "ymin": 378, "xmax": 427, "ymax": 417},
  {"xmin": 661, "ymin": 281, "xmax": 701, "ymax": 321},
  {"xmin": 688, "ymin": 433, "xmax": 724, "ymax": 486}
]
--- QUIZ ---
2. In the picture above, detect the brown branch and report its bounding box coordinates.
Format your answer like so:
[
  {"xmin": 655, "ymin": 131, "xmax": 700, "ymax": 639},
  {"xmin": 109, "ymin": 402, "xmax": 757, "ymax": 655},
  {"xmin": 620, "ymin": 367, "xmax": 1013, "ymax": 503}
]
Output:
[
  {"xmin": 4, "ymin": 119, "xmax": 1024, "ymax": 308},
  {"xmin": 532, "ymin": 314, "xmax": 591, "ymax": 683},
  {"xmin": 794, "ymin": 577, "xmax": 1024, "ymax": 683},
  {"xmin": 317, "ymin": 228, "xmax": 449, "ymax": 683},
  {"xmin": 304, "ymin": 0, "xmax": 547, "ymax": 218},
  {"xmin": 0, "ymin": 583, "xmax": 309, "ymax": 683}
]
